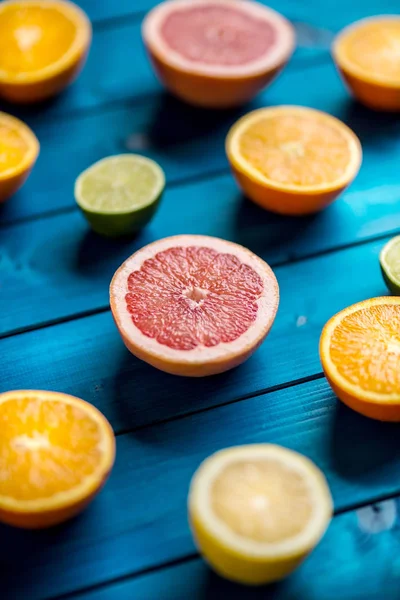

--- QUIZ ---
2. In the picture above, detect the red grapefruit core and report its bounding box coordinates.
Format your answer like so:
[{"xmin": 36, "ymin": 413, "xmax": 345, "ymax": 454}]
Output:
[
  {"xmin": 110, "ymin": 235, "xmax": 279, "ymax": 377},
  {"xmin": 142, "ymin": 0, "xmax": 295, "ymax": 108}
]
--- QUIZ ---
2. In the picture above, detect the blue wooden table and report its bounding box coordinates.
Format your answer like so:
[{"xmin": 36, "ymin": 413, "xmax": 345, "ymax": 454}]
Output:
[{"xmin": 1, "ymin": 1, "xmax": 400, "ymax": 598}]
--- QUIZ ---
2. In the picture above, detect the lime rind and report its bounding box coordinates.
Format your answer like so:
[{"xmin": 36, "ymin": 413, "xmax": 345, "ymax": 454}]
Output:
[
  {"xmin": 380, "ymin": 235, "xmax": 400, "ymax": 295},
  {"xmin": 74, "ymin": 154, "xmax": 165, "ymax": 237}
]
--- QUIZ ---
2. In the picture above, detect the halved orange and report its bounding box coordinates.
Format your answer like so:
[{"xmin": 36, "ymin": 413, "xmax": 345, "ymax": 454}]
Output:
[
  {"xmin": 320, "ymin": 297, "xmax": 400, "ymax": 421},
  {"xmin": 226, "ymin": 105, "xmax": 362, "ymax": 215},
  {"xmin": 0, "ymin": 112, "xmax": 39, "ymax": 202},
  {"xmin": 0, "ymin": 0, "xmax": 91, "ymax": 103},
  {"xmin": 0, "ymin": 390, "xmax": 115, "ymax": 528},
  {"xmin": 333, "ymin": 16, "xmax": 400, "ymax": 111}
]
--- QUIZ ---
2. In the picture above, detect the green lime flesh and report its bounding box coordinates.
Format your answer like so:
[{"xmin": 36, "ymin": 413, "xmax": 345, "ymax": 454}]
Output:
[
  {"xmin": 74, "ymin": 154, "xmax": 165, "ymax": 237},
  {"xmin": 380, "ymin": 235, "xmax": 400, "ymax": 295}
]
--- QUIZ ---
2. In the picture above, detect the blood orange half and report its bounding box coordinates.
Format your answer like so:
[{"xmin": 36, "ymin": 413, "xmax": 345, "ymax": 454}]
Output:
[
  {"xmin": 110, "ymin": 235, "xmax": 279, "ymax": 377},
  {"xmin": 142, "ymin": 0, "xmax": 295, "ymax": 108}
]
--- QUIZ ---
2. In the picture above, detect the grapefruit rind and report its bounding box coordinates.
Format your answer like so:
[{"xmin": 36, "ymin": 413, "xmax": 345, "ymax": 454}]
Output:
[
  {"xmin": 320, "ymin": 297, "xmax": 400, "ymax": 421},
  {"xmin": 142, "ymin": 0, "xmax": 295, "ymax": 108},
  {"xmin": 226, "ymin": 106, "xmax": 362, "ymax": 215},
  {"xmin": 0, "ymin": 390, "xmax": 115, "ymax": 528},
  {"xmin": 188, "ymin": 444, "xmax": 333, "ymax": 585},
  {"xmin": 110, "ymin": 235, "xmax": 279, "ymax": 377},
  {"xmin": 0, "ymin": 0, "xmax": 92, "ymax": 102},
  {"xmin": 333, "ymin": 16, "xmax": 400, "ymax": 111}
]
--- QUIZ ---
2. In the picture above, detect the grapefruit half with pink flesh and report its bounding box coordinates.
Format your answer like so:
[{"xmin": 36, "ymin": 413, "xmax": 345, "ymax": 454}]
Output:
[
  {"xmin": 110, "ymin": 235, "xmax": 279, "ymax": 377},
  {"xmin": 142, "ymin": 0, "xmax": 295, "ymax": 108}
]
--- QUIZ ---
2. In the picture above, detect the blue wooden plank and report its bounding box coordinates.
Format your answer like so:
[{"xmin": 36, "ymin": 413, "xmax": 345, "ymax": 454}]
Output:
[
  {"xmin": 0, "ymin": 236, "xmax": 389, "ymax": 429},
  {"xmin": 72, "ymin": 498, "xmax": 400, "ymax": 600},
  {"xmin": 2, "ymin": 378, "xmax": 400, "ymax": 599},
  {"xmin": 2, "ymin": 59, "xmax": 400, "ymax": 229},
  {"xmin": 0, "ymin": 168, "xmax": 399, "ymax": 336},
  {"xmin": 76, "ymin": 0, "xmax": 400, "ymax": 29}
]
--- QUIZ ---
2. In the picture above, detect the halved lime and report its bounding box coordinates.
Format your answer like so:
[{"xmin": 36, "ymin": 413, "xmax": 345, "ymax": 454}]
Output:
[
  {"xmin": 74, "ymin": 154, "xmax": 165, "ymax": 237},
  {"xmin": 380, "ymin": 235, "xmax": 400, "ymax": 295}
]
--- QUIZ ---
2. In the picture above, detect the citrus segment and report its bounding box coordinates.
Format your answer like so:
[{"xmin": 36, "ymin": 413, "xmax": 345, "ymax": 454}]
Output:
[
  {"xmin": 189, "ymin": 445, "xmax": 332, "ymax": 585},
  {"xmin": 110, "ymin": 235, "xmax": 279, "ymax": 376},
  {"xmin": 0, "ymin": 111, "xmax": 39, "ymax": 202},
  {"xmin": 0, "ymin": 0, "xmax": 91, "ymax": 103},
  {"xmin": 0, "ymin": 390, "xmax": 115, "ymax": 528},
  {"xmin": 75, "ymin": 155, "xmax": 165, "ymax": 237},
  {"xmin": 320, "ymin": 297, "xmax": 400, "ymax": 420},
  {"xmin": 226, "ymin": 106, "xmax": 362, "ymax": 215},
  {"xmin": 142, "ymin": 0, "xmax": 295, "ymax": 108},
  {"xmin": 380, "ymin": 235, "xmax": 400, "ymax": 294},
  {"xmin": 333, "ymin": 17, "xmax": 400, "ymax": 111}
]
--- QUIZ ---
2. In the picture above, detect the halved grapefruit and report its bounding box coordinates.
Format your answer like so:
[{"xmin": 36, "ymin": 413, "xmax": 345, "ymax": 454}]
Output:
[
  {"xmin": 110, "ymin": 235, "xmax": 279, "ymax": 377},
  {"xmin": 142, "ymin": 0, "xmax": 295, "ymax": 108}
]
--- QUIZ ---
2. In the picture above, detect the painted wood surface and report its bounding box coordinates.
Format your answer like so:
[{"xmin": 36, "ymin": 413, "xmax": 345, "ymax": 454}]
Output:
[
  {"xmin": 72, "ymin": 498, "xmax": 400, "ymax": 600},
  {"xmin": 2, "ymin": 377, "xmax": 400, "ymax": 599},
  {"xmin": 1, "ymin": 0, "xmax": 400, "ymax": 598}
]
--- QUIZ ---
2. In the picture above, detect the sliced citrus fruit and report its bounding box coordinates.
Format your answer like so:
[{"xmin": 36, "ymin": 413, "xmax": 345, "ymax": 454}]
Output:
[
  {"xmin": 226, "ymin": 105, "xmax": 362, "ymax": 215},
  {"xmin": 320, "ymin": 297, "xmax": 400, "ymax": 421},
  {"xmin": 0, "ymin": 390, "xmax": 115, "ymax": 528},
  {"xmin": 110, "ymin": 235, "xmax": 279, "ymax": 376},
  {"xmin": 333, "ymin": 16, "xmax": 400, "ymax": 111},
  {"xmin": 380, "ymin": 236, "xmax": 400, "ymax": 295},
  {"xmin": 188, "ymin": 444, "xmax": 333, "ymax": 585},
  {"xmin": 142, "ymin": 0, "xmax": 295, "ymax": 108},
  {"xmin": 74, "ymin": 154, "xmax": 165, "ymax": 237},
  {"xmin": 0, "ymin": 0, "xmax": 91, "ymax": 103},
  {"xmin": 0, "ymin": 112, "xmax": 39, "ymax": 203}
]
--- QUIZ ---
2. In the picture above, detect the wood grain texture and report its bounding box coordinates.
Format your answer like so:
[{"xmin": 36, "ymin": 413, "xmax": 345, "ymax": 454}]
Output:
[
  {"xmin": 2, "ymin": 377, "xmax": 400, "ymax": 599},
  {"xmin": 77, "ymin": 0, "xmax": 400, "ymax": 30},
  {"xmin": 0, "ymin": 173, "xmax": 397, "ymax": 337},
  {"xmin": 3, "ymin": 60, "xmax": 400, "ymax": 227},
  {"xmin": 72, "ymin": 498, "xmax": 400, "ymax": 600}
]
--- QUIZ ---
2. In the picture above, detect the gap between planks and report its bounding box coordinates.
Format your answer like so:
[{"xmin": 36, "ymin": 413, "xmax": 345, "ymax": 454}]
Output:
[
  {"xmin": 46, "ymin": 485, "xmax": 400, "ymax": 600},
  {"xmin": 1, "ymin": 226, "xmax": 398, "ymax": 342}
]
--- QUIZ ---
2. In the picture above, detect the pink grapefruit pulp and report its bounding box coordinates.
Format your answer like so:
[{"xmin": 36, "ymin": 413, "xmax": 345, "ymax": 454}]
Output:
[
  {"xmin": 142, "ymin": 0, "xmax": 295, "ymax": 108},
  {"xmin": 110, "ymin": 235, "xmax": 279, "ymax": 376}
]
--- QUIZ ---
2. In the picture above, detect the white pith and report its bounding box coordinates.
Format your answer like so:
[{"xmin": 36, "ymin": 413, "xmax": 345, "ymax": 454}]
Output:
[
  {"xmin": 189, "ymin": 445, "xmax": 333, "ymax": 558},
  {"xmin": 142, "ymin": 0, "xmax": 295, "ymax": 78},
  {"xmin": 110, "ymin": 235, "xmax": 279, "ymax": 368}
]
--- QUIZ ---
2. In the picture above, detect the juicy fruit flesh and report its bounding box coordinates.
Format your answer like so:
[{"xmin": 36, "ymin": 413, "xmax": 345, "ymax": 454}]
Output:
[
  {"xmin": 239, "ymin": 114, "xmax": 351, "ymax": 186},
  {"xmin": 79, "ymin": 158, "xmax": 161, "ymax": 213},
  {"xmin": 330, "ymin": 304, "xmax": 400, "ymax": 395},
  {"xmin": 0, "ymin": 396, "xmax": 104, "ymax": 501},
  {"xmin": 125, "ymin": 245, "xmax": 264, "ymax": 351},
  {"xmin": 211, "ymin": 458, "xmax": 313, "ymax": 543},
  {"xmin": 345, "ymin": 21, "xmax": 400, "ymax": 79},
  {"xmin": 383, "ymin": 239, "xmax": 400, "ymax": 282},
  {"xmin": 0, "ymin": 5, "xmax": 77, "ymax": 75},
  {"xmin": 160, "ymin": 4, "xmax": 277, "ymax": 66},
  {"xmin": 0, "ymin": 120, "xmax": 30, "ymax": 174}
]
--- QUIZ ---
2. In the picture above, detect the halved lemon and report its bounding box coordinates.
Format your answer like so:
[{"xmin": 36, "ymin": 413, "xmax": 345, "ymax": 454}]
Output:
[
  {"xmin": 320, "ymin": 297, "xmax": 400, "ymax": 421},
  {"xmin": 333, "ymin": 16, "xmax": 400, "ymax": 111},
  {"xmin": 226, "ymin": 105, "xmax": 362, "ymax": 215},
  {"xmin": 0, "ymin": 390, "xmax": 115, "ymax": 528},
  {"xmin": 0, "ymin": 0, "xmax": 91, "ymax": 103},
  {"xmin": 188, "ymin": 444, "xmax": 332, "ymax": 585},
  {"xmin": 0, "ymin": 111, "xmax": 39, "ymax": 202}
]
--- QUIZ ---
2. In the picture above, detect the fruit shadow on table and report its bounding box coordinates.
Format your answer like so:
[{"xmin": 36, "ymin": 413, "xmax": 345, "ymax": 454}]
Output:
[
  {"xmin": 330, "ymin": 402, "xmax": 400, "ymax": 481},
  {"xmin": 338, "ymin": 99, "xmax": 400, "ymax": 144}
]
